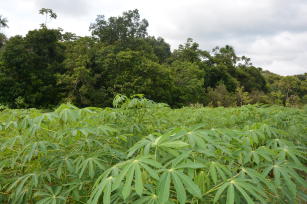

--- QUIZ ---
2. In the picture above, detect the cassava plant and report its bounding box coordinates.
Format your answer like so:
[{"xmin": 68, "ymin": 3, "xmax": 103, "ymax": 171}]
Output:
[{"xmin": 0, "ymin": 95, "xmax": 306, "ymax": 203}]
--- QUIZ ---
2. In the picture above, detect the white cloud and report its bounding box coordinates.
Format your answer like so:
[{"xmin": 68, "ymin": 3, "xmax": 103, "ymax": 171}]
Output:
[
  {"xmin": 246, "ymin": 32, "xmax": 307, "ymax": 75},
  {"xmin": 0, "ymin": 0, "xmax": 306, "ymax": 75}
]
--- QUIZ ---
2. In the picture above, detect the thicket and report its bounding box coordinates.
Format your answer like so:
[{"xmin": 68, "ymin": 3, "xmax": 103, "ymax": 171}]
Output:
[
  {"xmin": 0, "ymin": 10, "xmax": 306, "ymax": 109},
  {"xmin": 0, "ymin": 95, "xmax": 306, "ymax": 203}
]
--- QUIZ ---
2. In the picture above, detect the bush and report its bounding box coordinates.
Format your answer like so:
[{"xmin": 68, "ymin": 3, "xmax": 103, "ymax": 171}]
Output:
[{"xmin": 205, "ymin": 83, "xmax": 236, "ymax": 107}]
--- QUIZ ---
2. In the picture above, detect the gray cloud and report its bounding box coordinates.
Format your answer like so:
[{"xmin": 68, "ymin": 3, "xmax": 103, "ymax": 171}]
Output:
[
  {"xmin": 33, "ymin": 0, "xmax": 91, "ymax": 17},
  {"xmin": 0, "ymin": 0, "xmax": 306, "ymax": 75}
]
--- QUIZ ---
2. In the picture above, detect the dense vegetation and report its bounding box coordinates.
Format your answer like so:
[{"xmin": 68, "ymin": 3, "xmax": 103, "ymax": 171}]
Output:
[
  {"xmin": 0, "ymin": 9, "xmax": 306, "ymax": 109},
  {"xmin": 0, "ymin": 9, "xmax": 306, "ymax": 203},
  {"xmin": 0, "ymin": 95, "xmax": 306, "ymax": 203}
]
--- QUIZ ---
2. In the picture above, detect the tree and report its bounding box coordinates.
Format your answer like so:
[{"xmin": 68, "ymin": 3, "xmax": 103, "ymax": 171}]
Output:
[
  {"xmin": 39, "ymin": 8, "xmax": 57, "ymax": 27},
  {"xmin": 206, "ymin": 83, "xmax": 236, "ymax": 107},
  {"xmin": 169, "ymin": 60, "xmax": 205, "ymax": 106},
  {"xmin": 0, "ymin": 33, "xmax": 7, "ymax": 48},
  {"xmin": 249, "ymin": 90, "xmax": 271, "ymax": 104},
  {"xmin": 0, "ymin": 15, "xmax": 8, "ymax": 48},
  {"xmin": 93, "ymin": 48, "xmax": 173, "ymax": 106},
  {"xmin": 236, "ymin": 66, "xmax": 267, "ymax": 92},
  {"xmin": 0, "ymin": 28, "xmax": 65, "ymax": 108},
  {"xmin": 203, "ymin": 46, "xmax": 239, "ymax": 92},
  {"xmin": 58, "ymin": 38, "xmax": 173, "ymax": 107},
  {"xmin": 235, "ymin": 86, "xmax": 251, "ymax": 106},
  {"xmin": 274, "ymin": 76, "xmax": 300, "ymax": 106},
  {"xmin": 203, "ymin": 45, "xmax": 267, "ymax": 94},
  {"xmin": 210, "ymin": 45, "xmax": 238, "ymax": 75},
  {"xmin": 141, "ymin": 36, "xmax": 171, "ymax": 63},
  {"xmin": 57, "ymin": 37, "xmax": 105, "ymax": 106},
  {"xmin": 171, "ymin": 38, "xmax": 209, "ymax": 64},
  {"xmin": 90, "ymin": 9, "xmax": 148, "ymax": 44},
  {"xmin": 0, "ymin": 15, "xmax": 8, "ymax": 30}
]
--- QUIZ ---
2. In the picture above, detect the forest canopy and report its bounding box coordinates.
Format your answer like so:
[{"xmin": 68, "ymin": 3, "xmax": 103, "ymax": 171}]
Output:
[{"xmin": 0, "ymin": 9, "xmax": 306, "ymax": 109}]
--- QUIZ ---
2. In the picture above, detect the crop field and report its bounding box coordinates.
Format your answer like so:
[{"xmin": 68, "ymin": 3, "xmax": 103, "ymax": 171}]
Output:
[{"xmin": 0, "ymin": 95, "xmax": 306, "ymax": 204}]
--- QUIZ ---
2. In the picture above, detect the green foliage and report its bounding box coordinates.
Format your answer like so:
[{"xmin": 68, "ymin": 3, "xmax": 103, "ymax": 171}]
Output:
[
  {"xmin": 0, "ymin": 95, "xmax": 306, "ymax": 203},
  {"xmin": 263, "ymin": 71, "xmax": 307, "ymax": 107},
  {"xmin": 39, "ymin": 8, "xmax": 57, "ymax": 27},
  {"xmin": 0, "ymin": 27, "xmax": 65, "ymax": 108},
  {"xmin": 206, "ymin": 83, "xmax": 236, "ymax": 107},
  {"xmin": 0, "ymin": 9, "xmax": 306, "ymax": 108},
  {"xmin": 169, "ymin": 60, "xmax": 205, "ymax": 106},
  {"xmin": 0, "ymin": 15, "xmax": 8, "ymax": 30},
  {"xmin": 90, "ymin": 9, "xmax": 148, "ymax": 44}
]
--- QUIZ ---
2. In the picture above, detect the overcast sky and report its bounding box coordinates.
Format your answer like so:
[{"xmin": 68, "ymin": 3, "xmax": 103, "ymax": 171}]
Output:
[{"xmin": 1, "ymin": 0, "xmax": 307, "ymax": 75}]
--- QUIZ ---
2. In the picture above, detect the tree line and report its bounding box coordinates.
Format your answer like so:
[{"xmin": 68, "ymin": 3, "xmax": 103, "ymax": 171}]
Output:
[{"xmin": 0, "ymin": 9, "xmax": 306, "ymax": 109}]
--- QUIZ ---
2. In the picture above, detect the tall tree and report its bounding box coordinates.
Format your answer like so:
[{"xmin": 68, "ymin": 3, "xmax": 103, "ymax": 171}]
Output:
[
  {"xmin": 39, "ymin": 8, "xmax": 57, "ymax": 27},
  {"xmin": 0, "ymin": 28, "xmax": 65, "ymax": 108},
  {"xmin": 0, "ymin": 15, "xmax": 8, "ymax": 29},
  {"xmin": 0, "ymin": 15, "xmax": 8, "ymax": 48},
  {"xmin": 171, "ymin": 38, "xmax": 209, "ymax": 64},
  {"xmin": 90, "ymin": 9, "xmax": 148, "ymax": 44},
  {"xmin": 169, "ymin": 60, "xmax": 205, "ymax": 106}
]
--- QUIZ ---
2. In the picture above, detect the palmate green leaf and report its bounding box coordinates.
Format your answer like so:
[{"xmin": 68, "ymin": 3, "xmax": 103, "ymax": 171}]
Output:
[
  {"xmin": 139, "ymin": 162, "xmax": 159, "ymax": 180},
  {"xmin": 158, "ymin": 172, "xmax": 171, "ymax": 204},
  {"xmin": 50, "ymin": 156, "xmax": 75, "ymax": 178},
  {"xmin": 260, "ymin": 124, "xmax": 279, "ymax": 139},
  {"xmin": 89, "ymin": 157, "xmax": 161, "ymax": 204},
  {"xmin": 134, "ymin": 196, "xmax": 157, "ymax": 204},
  {"xmin": 194, "ymin": 170, "xmax": 210, "ymax": 193},
  {"xmin": 208, "ymin": 161, "xmax": 233, "ymax": 184},
  {"xmin": 234, "ymin": 184, "xmax": 254, "ymax": 204},
  {"xmin": 122, "ymin": 164, "xmax": 135, "ymax": 199},
  {"xmin": 135, "ymin": 164, "xmax": 143, "ymax": 196},
  {"xmin": 159, "ymin": 141, "xmax": 189, "ymax": 148},
  {"xmin": 185, "ymin": 130, "xmax": 208, "ymax": 149},
  {"xmin": 213, "ymin": 179, "xmax": 267, "ymax": 204},
  {"xmin": 133, "ymin": 184, "xmax": 161, "ymax": 204},
  {"xmin": 113, "ymin": 162, "xmax": 134, "ymax": 189},
  {"xmin": 165, "ymin": 151, "xmax": 191, "ymax": 167},
  {"xmin": 88, "ymin": 176, "xmax": 114, "ymax": 204},
  {"xmin": 127, "ymin": 134, "xmax": 157, "ymax": 157},
  {"xmin": 63, "ymin": 180, "xmax": 86, "ymax": 201},
  {"xmin": 113, "ymin": 94, "xmax": 128, "ymax": 108},
  {"xmin": 172, "ymin": 172, "xmax": 186, "ymax": 204},
  {"xmin": 0, "ymin": 135, "xmax": 25, "ymax": 150},
  {"xmin": 157, "ymin": 166, "xmax": 202, "ymax": 204},
  {"xmin": 226, "ymin": 184, "xmax": 234, "ymax": 204},
  {"xmin": 239, "ymin": 146, "xmax": 273, "ymax": 165},
  {"xmin": 176, "ymin": 161, "xmax": 205, "ymax": 169},
  {"xmin": 1, "ymin": 99, "xmax": 307, "ymax": 204},
  {"xmin": 7, "ymin": 172, "xmax": 52, "ymax": 203},
  {"xmin": 176, "ymin": 171, "xmax": 202, "ymax": 198},
  {"xmin": 266, "ymin": 138, "xmax": 289, "ymax": 149},
  {"xmin": 16, "ymin": 141, "xmax": 59, "ymax": 165},
  {"xmin": 7, "ymin": 173, "xmax": 39, "ymax": 193},
  {"xmin": 128, "ymin": 131, "xmax": 189, "ymax": 159},
  {"xmin": 118, "ymin": 157, "xmax": 162, "ymax": 199},
  {"xmin": 242, "ymin": 129, "xmax": 264, "ymax": 146},
  {"xmin": 103, "ymin": 179, "xmax": 112, "ymax": 204},
  {"xmin": 276, "ymin": 145, "xmax": 305, "ymax": 165},
  {"xmin": 77, "ymin": 137, "xmax": 104, "ymax": 151},
  {"xmin": 4, "ymin": 121, "xmax": 18, "ymax": 130},
  {"xmin": 262, "ymin": 160, "xmax": 307, "ymax": 201},
  {"xmin": 55, "ymin": 104, "xmax": 80, "ymax": 124},
  {"xmin": 34, "ymin": 185, "xmax": 66, "ymax": 204},
  {"xmin": 234, "ymin": 180, "xmax": 267, "ymax": 203},
  {"xmin": 75, "ymin": 156, "xmax": 105, "ymax": 179},
  {"xmin": 239, "ymin": 168, "xmax": 277, "ymax": 195},
  {"xmin": 213, "ymin": 182, "xmax": 229, "ymax": 203}
]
